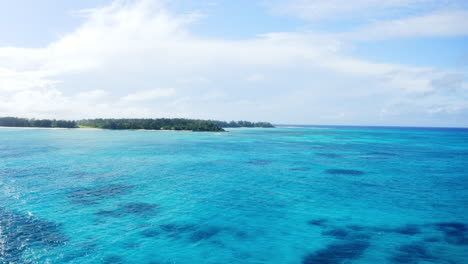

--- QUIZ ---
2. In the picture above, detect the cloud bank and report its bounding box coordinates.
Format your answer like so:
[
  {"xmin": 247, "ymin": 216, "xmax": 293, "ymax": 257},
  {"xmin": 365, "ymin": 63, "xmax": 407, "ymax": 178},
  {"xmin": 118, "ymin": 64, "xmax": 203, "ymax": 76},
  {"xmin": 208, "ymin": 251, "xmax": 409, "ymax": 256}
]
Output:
[{"xmin": 0, "ymin": 0, "xmax": 466, "ymax": 126}]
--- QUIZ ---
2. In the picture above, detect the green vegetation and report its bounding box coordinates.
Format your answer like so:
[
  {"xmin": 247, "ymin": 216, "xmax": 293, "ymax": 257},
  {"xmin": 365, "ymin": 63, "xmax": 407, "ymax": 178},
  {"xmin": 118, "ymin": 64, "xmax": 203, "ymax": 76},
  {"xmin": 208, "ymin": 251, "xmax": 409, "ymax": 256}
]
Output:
[
  {"xmin": 77, "ymin": 118, "xmax": 225, "ymax": 132},
  {"xmin": 214, "ymin": 120, "xmax": 275, "ymax": 128},
  {"xmin": 0, "ymin": 117, "xmax": 77, "ymax": 128},
  {"xmin": 0, "ymin": 117, "xmax": 274, "ymax": 131}
]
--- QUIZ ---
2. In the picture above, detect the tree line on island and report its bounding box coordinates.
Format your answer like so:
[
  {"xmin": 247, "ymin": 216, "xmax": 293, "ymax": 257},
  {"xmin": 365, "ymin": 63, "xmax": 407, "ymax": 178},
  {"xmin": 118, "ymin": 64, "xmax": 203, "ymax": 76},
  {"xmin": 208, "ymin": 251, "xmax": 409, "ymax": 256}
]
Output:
[
  {"xmin": 0, "ymin": 117, "xmax": 77, "ymax": 128},
  {"xmin": 0, "ymin": 117, "xmax": 274, "ymax": 131}
]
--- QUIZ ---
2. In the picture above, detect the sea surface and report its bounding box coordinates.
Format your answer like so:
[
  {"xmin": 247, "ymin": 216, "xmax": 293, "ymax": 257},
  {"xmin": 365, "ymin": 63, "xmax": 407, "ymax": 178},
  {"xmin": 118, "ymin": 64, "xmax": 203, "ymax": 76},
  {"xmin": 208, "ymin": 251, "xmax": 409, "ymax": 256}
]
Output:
[{"xmin": 0, "ymin": 126, "xmax": 467, "ymax": 264}]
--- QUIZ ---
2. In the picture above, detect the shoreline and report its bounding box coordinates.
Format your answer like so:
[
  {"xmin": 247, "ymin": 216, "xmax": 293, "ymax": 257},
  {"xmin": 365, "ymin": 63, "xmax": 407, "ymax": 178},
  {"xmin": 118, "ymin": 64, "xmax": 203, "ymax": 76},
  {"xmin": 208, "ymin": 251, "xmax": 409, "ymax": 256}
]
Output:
[
  {"xmin": 0, "ymin": 126, "xmax": 218, "ymax": 132},
  {"xmin": 0, "ymin": 126, "xmax": 73, "ymax": 130}
]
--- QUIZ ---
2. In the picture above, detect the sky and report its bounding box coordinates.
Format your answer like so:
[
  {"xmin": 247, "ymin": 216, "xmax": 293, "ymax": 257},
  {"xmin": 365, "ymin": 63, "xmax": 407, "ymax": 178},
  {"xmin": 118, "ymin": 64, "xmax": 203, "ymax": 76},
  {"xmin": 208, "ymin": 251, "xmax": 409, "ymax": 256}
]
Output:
[{"xmin": 0, "ymin": 0, "xmax": 467, "ymax": 127}]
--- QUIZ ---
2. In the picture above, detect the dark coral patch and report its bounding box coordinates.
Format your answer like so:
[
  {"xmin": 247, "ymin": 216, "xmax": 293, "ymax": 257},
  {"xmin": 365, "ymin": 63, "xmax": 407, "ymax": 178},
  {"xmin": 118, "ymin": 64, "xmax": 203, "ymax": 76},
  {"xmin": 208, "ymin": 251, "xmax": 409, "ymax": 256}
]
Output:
[
  {"xmin": 424, "ymin": 236, "xmax": 440, "ymax": 243},
  {"xmin": 95, "ymin": 209, "xmax": 124, "ymax": 217},
  {"xmin": 95, "ymin": 202, "xmax": 158, "ymax": 218},
  {"xmin": 103, "ymin": 255, "xmax": 124, "ymax": 264},
  {"xmin": 190, "ymin": 226, "xmax": 222, "ymax": 242},
  {"xmin": 389, "ymin": 243, "xmax": 435, "ymax": 263},
  {"xmin": 70, "ymin": 199, "xmax": 99, "ymax": 206},
  {"xmin": 141, "ymin": 228, "xmax": 161, "ymax": 238},
  {"xmin": 160, "ymin": 223, "xmax": 195, "ymax": 233},
  {"xmin": 61, "ymin": 242, "xmax": 96, "ymax": 262},
  {"xmin": 393, "ymin": 225, "xmax": 421, "ymax": 235},
  {"xmin": 445, "ymin": 235, "xmax": 468, "ymax": 245},
  {"xmin": 303, "ymin": 240, "xmax": 370, "ymax": 264},
  {"xmin": 210, "ymin": 240, "xmax": 225, "ymax": 247},
  {"xmin": 234, "ymin": 231, "xmax": 248, "ymax": 239},
  {"xmin": 160, "ymin": 223, "xmax": 196, "ymax": 238},
  {"xmin": 325, "ymin": 169, "xmax": 364, "ymax": 176},
  {"xmin": 119, "ymin": 202, "xmax": 158, "ymax": 216},
  {"xmin": 322, "ymin": 228, "xmax": 350, "ymax": 239},
  {"xmin": 316, "ymin": 153, "xmax": 342, "ymax": 158},
  {"xmin": 347, "ymin": 225, "xmax": 365, "ymax": 231},
  {"xmin": 67, "ymin": 184, "xmax": 134, "ymax": 205},
  {"xmin": 308, "ymin": 219, "xmax": 328, "ymax": 227},
  {"xmin": 351, "ymin": 233, "xmax": 372, "ymax": 240},
  {"xmin": 248, "ymin": 159, "xmax": 270, "ymax": 165},
  {"xmin": 123, "ymin": 242, "xmax": 141, "ymax": 248},
  {"xmin": 434, "ymin": 222, "xmax": 468, "ymax": 245},
  {"xmin": 366, "ymin": 152, "xmax": 397, "ymax": 156},
  {"xmin": 290, "ymin": 167, "xmax": 310, "ymax": 171},
  {"xmin": 0, "ymin": 208, "xmax": 66, "ymax": 263},
  {"xmin": 345, "ymin": 223, "xmax": 421, "ymax": 237},
  {"xmin": 157, "ymin": 223, "xmax": 225, "ymax": 242},
  {"xmin": 322, "ymin": 226, "xmax": 372, "ymax": 241},
  {"xmin": 435, "ymin": 222, "xmax": 467, "ymax": 234}
]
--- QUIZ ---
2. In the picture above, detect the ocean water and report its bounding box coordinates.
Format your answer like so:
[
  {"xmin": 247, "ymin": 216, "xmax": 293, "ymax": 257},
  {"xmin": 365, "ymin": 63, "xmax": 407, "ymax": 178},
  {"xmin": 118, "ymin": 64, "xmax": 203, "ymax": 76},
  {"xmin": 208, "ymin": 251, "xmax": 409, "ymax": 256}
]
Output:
[{"xmin": 0, "ymin": 126, "xmax": 467, "ymax": 264}]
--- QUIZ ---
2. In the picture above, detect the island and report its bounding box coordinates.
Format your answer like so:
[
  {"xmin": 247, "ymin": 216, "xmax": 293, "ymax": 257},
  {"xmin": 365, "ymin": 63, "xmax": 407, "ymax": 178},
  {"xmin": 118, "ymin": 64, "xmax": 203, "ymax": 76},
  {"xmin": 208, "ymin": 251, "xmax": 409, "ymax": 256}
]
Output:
[{"xmin": 0, "ymin": 117, "xmax": 274, "ymax": 132}]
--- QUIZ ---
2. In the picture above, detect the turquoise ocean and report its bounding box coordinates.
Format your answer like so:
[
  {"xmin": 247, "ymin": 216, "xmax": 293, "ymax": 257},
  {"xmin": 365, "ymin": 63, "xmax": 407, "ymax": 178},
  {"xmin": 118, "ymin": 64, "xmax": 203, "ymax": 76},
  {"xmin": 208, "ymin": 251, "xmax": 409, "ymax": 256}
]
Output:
[{"xmin": 0, "ymin": 126, "xmax": 467, "ymax": 263}]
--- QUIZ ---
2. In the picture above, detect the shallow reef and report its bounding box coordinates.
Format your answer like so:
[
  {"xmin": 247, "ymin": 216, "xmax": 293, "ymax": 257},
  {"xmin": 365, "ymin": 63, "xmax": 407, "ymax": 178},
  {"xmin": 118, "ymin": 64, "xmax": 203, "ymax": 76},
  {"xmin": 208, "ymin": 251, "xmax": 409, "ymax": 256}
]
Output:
[
  {"xmin": 306, "ymin": 218, "xmax": 468, "ymax": 264},
  {"xmin": 190, "ymin": 226, "xmax": 223, "ymax": 242},
  {"xmin": 325, "ymin": 169, "xmax": 365, "ymax": 176},
  {"xmin": 141, "ymin": 228, "xmax": 161, "ymax": 238},
  {"xmin": 365, "ymin": 152, "xmax": 397, "ymax": 156},
  {"xmin": 95, "ymin": 202, "xmax": 158, "ymax": 218},
  {"xmin": 248, "ymin": 159, "xmax": 271, "ymax": 165},
  {"xmin": 322, "ymin": 228, "xmax": 350, "ymax": 239},
  {"xmin": 289, "ymin": 167, "xmax": 311, "ymax": 171},
  {"xmin": 316, "ymin": 153, "xmax": 342, "ymax": 158},
  {"xmin": 102, "ymin": 255, "xmax": 124, "ymax": 264},
  {"xmin": 303, "ymin": 240, "xmax": 370, "ymax": 264},
  {"xmin": 434, "ymin": 222, "xmax": 468, "ymax": 245},
  {"xmin": 308, "ymin": 219, "xmax": 329, "ymax": 227},
  {"xmin": 389, "ymin": 242, "xmax": 436, "ymax": 263}
]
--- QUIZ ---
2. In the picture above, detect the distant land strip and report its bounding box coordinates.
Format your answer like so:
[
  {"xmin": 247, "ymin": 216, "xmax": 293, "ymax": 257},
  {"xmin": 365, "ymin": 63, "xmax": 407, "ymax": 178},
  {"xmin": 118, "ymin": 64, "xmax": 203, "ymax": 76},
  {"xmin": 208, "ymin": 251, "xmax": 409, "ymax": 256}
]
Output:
[{"xmin": 0, "ymin": 117, "xmax": 274, "ymax": 132}]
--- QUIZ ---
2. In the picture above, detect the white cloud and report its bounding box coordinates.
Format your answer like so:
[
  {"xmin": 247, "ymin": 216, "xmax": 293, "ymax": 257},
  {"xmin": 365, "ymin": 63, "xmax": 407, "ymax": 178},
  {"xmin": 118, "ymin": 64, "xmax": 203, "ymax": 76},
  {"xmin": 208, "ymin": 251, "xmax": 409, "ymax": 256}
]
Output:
[
  {"xmin": 267, "ymin": 0, "xmax": 468, "ymax": 41},
  {"xmin": 77, "ymin": 89, "xmax": 107, "ymax": 98},
  {"xmin": 0, "ymin": 0, "xmax": 466, "ymax": 126},
  {"xmin": 246, "ymin": 73, "xmax": 266, "ymax": 82},
  {"xmin": 176, "ymin": 76, "xmax": 210, "ymax": 84},
  {"xmin": 121, "ymin": 88, "xmax": 176, "ymax": 102},
  {"xmin": 265, "ymin": 0, "xmax": 440, "ymax": 21},
  {"xmin": 345, "ymin": 10, "xmax": 468, "ymax": 41},
  {"xmin": 200, "ymin": 90, "xmax": 227, "ymax": 101}
]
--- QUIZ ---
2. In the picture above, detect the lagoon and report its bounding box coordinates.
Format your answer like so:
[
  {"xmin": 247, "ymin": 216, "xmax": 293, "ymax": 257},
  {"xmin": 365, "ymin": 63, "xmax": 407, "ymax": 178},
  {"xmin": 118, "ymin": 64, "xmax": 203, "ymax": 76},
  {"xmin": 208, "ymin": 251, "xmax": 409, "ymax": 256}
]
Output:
[{"xmin": 1, "ymin": 126, "xmax": 467, "ymax": 263}]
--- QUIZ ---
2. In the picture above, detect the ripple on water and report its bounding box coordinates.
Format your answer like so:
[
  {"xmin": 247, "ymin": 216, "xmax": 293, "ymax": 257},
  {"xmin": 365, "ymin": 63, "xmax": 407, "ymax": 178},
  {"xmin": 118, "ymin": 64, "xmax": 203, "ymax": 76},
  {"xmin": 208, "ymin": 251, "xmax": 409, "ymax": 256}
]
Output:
[
  {"xmin": 0, "ymin": 208, "xmax": 66, "ymax": 263},
  {"xmin": 67, "ymin": 184, "xmax": 134, "ymax": 205}
]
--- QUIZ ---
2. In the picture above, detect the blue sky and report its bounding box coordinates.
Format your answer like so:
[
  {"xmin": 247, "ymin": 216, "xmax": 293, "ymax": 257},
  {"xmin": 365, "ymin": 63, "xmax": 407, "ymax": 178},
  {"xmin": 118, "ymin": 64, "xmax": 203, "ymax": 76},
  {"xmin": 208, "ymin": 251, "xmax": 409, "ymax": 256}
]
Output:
[{"xmin": 0, "ymin": 0, "xmax": 467, "ymax": 126}]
